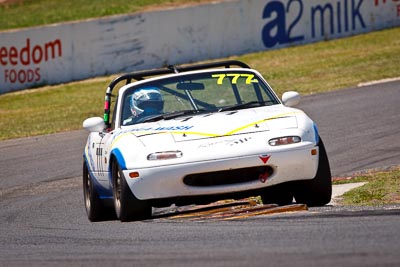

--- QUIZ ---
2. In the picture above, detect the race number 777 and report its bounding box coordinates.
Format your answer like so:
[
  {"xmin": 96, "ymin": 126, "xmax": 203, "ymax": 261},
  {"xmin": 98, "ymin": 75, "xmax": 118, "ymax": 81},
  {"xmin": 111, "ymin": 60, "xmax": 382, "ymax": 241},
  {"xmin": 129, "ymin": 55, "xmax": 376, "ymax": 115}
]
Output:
[{"xmin": 211, "ymin": 74, "xmax": 258, "ymax": 85}]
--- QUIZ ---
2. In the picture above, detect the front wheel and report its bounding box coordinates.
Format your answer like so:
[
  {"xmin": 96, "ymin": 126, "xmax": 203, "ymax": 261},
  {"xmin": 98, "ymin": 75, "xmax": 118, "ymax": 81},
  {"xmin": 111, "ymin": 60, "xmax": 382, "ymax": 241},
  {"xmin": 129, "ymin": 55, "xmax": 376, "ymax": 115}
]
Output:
[
  {"xmin": 261, "ymin": 183, "xmax": 293, "ymax": 206},
  {"xmin": 112, "ymin": 161, "xmax": 152, "ymax": 222},
  {"xmin": 292, "ymin": 138, "xmax": 332, "ymax": 206}
]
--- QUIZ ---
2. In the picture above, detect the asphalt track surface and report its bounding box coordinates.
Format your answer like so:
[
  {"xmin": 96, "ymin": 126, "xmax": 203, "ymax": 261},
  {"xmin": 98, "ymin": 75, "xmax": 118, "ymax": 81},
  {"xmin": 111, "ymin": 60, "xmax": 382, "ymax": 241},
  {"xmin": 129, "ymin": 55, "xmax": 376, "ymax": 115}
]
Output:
[{"xmin": 1, "ymin": 81, "xmax": 400, "ymax": 266}]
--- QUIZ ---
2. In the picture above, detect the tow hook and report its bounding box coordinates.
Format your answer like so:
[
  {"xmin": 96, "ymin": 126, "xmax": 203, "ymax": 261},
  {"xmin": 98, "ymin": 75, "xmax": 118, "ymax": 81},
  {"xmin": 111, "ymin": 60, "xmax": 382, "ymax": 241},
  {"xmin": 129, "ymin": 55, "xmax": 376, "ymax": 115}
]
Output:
[
  {"xmin": 259, "ymin": 172, "xmax": 269, "ymax": 183},
  {"xmin": 259, "ymin": 166, "xmax": 273, "ymax": 183}
]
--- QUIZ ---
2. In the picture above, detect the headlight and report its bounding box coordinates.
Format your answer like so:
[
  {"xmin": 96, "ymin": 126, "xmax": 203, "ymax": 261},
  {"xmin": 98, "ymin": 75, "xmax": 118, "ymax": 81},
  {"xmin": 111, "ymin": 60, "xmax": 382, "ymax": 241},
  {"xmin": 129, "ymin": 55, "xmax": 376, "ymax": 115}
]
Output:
[
  {"xmin": 268, "ymin": 136, "xmax": 301, "ymax": 146},
  {"xmin": 147, "ymin": 151, "xmax": 183, "ymax": 160}
]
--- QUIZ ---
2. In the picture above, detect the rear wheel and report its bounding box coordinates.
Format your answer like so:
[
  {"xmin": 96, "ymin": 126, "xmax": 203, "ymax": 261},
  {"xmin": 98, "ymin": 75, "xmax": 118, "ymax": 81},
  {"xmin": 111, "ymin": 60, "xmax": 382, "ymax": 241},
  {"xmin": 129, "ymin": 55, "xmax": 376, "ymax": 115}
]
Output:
[
  {"xmin": 112, "ymin": 161, "xmax": 152, "ymax": 222},
  {"xmin": 292, "ymin": 138, "xmax": 332, "ymax": 206},
  {"xmin": 83, "ymin": 161, "xmax": 115, "ymax": 222}
]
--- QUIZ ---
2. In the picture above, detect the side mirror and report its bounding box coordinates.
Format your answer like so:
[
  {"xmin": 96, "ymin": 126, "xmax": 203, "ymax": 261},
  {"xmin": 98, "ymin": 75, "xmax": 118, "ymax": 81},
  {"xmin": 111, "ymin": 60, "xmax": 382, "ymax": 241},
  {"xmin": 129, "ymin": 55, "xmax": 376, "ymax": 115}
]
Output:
[
  {"xmin": 282, "ymin": 91, "xmax": 301, "ymax": 107},
  {"xmin": 83, "ymin": 117, "xmax": 105, "ymax": 132}
]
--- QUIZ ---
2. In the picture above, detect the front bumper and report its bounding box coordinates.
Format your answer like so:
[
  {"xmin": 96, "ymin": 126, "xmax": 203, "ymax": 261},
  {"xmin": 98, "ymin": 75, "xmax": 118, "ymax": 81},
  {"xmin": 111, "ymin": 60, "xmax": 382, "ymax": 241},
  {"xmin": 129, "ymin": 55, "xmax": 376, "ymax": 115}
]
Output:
[{"xmin": 123, "ymin": 145, "xmax": 319, "ymax": 200}]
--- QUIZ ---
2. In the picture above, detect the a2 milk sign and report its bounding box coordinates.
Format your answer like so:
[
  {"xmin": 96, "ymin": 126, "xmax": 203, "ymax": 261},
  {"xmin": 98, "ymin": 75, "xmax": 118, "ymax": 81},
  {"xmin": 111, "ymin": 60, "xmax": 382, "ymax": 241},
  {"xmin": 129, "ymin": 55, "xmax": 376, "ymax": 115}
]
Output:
[{"xmin": 261, "ymin": 0, "xmax": 397, "ymax": 48}]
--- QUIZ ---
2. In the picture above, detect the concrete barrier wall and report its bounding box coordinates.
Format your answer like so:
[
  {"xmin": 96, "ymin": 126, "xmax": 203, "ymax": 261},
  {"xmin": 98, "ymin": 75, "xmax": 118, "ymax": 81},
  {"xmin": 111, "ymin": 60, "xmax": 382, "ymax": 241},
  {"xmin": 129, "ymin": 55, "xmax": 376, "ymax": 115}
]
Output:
[{"xmin": 1, "ymin": 0, "xmax": 399, "ymax": 94}]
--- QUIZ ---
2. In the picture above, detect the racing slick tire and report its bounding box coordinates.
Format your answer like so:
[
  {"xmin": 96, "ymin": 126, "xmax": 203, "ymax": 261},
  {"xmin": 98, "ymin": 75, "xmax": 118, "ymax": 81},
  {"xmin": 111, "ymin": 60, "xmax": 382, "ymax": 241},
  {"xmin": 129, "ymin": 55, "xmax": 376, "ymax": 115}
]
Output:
[
  {"xmin": 292, "ymin": 137, "xmax": 332, "ymax": 207},
  {"xmin": 112, "ymin": 161, "xmax": 152, "ymax": 222},
  {"xmin": 83, "ymin": 161, "xmax": 115, "ymax": 222},
  {"xmin": 260, "ymin": 183, "xmax": 294, "ymax": 206}
]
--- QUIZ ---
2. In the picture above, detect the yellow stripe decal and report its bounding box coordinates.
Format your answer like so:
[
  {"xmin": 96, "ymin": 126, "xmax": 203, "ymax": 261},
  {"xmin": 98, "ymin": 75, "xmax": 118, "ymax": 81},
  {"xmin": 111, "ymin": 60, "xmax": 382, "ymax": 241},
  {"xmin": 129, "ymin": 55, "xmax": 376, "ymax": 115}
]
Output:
[{"xmin": 225, "ymin": 111, "xmax": 300, "ymax": 135}]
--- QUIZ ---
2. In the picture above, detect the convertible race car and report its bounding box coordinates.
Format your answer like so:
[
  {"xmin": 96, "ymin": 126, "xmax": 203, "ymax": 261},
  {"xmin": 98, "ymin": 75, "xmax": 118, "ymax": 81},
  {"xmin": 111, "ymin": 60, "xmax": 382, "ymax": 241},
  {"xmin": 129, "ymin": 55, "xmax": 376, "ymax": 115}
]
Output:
[{"xmin": 82, "ymin": 60, "xmax": 332, "ymax": 222}]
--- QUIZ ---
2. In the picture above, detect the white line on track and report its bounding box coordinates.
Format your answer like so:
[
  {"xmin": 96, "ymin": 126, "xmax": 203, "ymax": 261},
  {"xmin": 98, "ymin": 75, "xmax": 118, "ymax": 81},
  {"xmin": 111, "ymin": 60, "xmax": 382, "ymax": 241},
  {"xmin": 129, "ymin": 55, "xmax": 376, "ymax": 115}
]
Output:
[{"xmin": 358, "ymin": 77, "xmax": 400, "ymax": 87}]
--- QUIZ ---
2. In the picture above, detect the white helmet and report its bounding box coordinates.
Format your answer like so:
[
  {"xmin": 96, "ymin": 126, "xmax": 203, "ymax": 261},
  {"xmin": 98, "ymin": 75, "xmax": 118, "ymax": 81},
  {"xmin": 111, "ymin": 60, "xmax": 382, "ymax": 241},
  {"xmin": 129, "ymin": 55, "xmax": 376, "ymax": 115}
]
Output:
[{"xmin": 130, "ymin": 87, "xmax": 164, "ymax": 118}]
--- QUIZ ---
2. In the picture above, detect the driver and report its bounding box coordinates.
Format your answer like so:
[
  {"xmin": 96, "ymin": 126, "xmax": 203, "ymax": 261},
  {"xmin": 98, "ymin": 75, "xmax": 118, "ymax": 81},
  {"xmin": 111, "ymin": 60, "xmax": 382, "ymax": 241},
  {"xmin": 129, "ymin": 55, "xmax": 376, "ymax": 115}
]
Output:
[{"xmin": 124, "ymin": 87, "xmax": 164, "ymax": 124}]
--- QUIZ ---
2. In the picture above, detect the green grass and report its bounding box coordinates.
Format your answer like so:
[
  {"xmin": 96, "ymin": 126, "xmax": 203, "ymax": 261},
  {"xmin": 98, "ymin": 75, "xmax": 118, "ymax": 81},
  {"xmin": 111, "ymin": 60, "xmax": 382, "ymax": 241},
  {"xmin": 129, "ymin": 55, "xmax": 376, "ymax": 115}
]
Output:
[
  {"xmin": 333, "ymin": 168, "xmax": 400, "ymax": 206},
  {"xmin": 0, "ymin": 79, "xmax": 108, "ymax": 139},
  {"xmin": 237, "ymin": 28, "xmax": 400, "ymax": 95},
  {"xmin": 0, "ymin": 0, "xmax": 215, "ymax": 30},
  {"xmin": 1, "ymin": 27, "xmax": 399, "ymax": 140}
]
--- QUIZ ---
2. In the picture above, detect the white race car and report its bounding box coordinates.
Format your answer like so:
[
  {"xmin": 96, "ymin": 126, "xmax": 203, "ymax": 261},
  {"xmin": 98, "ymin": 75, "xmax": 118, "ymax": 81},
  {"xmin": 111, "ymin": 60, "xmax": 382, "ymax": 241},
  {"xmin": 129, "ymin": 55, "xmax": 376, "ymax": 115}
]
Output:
[{"xmin": 82, "ymin": 60, "xmax": 332, "ymax": 222}]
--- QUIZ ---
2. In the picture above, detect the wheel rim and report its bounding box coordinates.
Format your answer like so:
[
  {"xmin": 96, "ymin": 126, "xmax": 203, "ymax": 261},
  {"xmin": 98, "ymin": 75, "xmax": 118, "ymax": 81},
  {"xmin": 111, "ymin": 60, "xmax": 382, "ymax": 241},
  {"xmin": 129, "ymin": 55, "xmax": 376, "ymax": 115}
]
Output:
[
  {"xmin": 84, "ymin": 171, "xmax": 91, "ymax": 212},
  {"xmin": 114, "ymin": 165, "xmax": 122, "ymax": 212}
]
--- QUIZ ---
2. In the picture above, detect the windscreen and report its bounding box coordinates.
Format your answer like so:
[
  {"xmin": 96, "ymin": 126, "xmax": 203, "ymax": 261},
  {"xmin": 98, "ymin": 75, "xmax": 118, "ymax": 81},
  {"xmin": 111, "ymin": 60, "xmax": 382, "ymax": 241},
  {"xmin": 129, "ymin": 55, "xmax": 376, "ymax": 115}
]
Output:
[{"xmin": 120, "ymin": 70, "xmax": 279, "ymax": 126}]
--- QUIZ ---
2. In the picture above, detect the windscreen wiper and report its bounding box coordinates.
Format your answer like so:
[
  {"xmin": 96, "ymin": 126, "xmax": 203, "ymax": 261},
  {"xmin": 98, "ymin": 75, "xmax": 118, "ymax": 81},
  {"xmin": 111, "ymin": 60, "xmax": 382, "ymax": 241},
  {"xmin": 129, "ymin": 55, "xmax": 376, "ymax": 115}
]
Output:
[
  {"xmin": 140, "ymin": 109, "xmax": 204, "ymax": 123},
  {"xmin": 218, "ymin": 101, "xmax": 273, "ymax": 112}
]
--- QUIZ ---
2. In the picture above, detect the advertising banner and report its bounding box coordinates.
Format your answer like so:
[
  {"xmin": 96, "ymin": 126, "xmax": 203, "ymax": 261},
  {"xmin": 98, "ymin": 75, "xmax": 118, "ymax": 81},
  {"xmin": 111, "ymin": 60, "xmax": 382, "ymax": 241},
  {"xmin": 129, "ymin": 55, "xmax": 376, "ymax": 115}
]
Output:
[{"xmin": 1, "ymin": 0, "xmax": 399, "ymax": 94}]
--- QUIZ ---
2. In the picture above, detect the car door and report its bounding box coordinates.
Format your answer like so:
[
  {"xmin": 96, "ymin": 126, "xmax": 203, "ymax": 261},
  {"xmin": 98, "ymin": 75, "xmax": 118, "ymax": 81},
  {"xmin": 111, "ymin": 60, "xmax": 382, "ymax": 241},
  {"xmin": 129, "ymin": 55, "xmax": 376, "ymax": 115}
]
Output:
[{"xmin": 88, "ymin": 132, "xmax": 107, "ymax": 176}]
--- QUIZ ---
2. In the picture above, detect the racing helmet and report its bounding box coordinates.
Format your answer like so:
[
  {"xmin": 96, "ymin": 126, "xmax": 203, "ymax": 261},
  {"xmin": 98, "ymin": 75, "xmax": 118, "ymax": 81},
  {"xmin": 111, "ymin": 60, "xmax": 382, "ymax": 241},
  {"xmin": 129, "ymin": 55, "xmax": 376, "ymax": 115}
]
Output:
[{"xmin": 130, "ymin": 87, "xmax": 164, "ymax": 117}]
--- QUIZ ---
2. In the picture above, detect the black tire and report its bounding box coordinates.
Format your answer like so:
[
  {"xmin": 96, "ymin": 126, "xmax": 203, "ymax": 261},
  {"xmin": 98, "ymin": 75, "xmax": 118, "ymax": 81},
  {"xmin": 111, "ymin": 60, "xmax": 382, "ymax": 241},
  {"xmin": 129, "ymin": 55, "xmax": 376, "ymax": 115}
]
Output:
[
  {"xmin": 83, "ymin": 161, "xmax": 115, "ymax": 222},
  {"xmin": 261, "ymin": 183, "xmax": 293, "ymax": 206},
  {"xmin": 292, "ymin": 137, "xmax": 332, "ymax": 206},
  {"xmin": 112, "ymin": 160, "xmax": 152, "ymax": 222}
]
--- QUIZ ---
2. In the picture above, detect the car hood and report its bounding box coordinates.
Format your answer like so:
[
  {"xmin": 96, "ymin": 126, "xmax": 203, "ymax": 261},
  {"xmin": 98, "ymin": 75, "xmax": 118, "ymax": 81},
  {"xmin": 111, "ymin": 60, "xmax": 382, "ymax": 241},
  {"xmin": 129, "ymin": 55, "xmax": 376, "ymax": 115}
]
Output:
[{"xmin": 124, "ymin": 106, "xmax": 301, "ymax": 143}]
